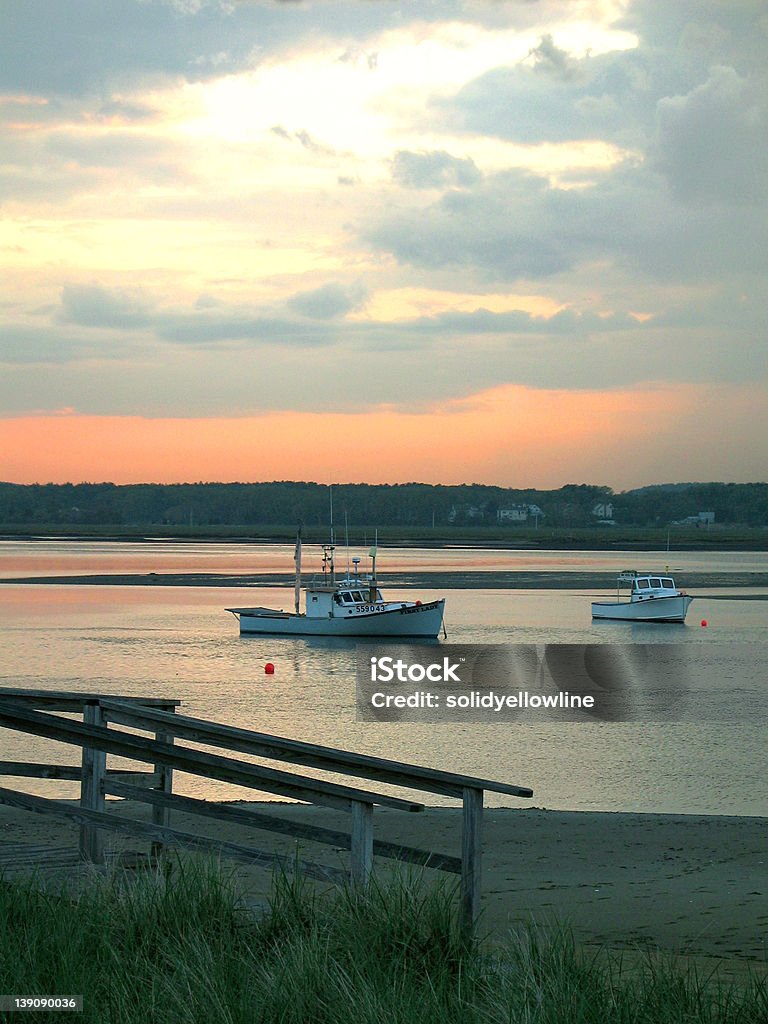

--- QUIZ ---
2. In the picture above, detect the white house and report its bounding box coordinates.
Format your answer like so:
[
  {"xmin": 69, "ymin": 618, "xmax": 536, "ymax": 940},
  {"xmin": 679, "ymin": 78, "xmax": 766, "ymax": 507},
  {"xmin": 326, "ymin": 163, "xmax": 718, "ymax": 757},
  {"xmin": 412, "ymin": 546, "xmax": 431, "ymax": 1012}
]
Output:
[{"xmin": 592, "ymin": 502, "xmax": 614, "ymax": 520}]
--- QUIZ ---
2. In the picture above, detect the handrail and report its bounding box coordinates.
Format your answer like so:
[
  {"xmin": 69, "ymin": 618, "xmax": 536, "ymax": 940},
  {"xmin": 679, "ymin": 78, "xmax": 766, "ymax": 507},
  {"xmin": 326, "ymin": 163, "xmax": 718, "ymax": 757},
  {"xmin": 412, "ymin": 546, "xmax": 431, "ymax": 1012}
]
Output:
[
  {"xmin": 0, "ymin": 701, "xmax": 424, "ymax": 813},
  {"xmin": 0, "ymin": 688, "xmax": 179, "ymax": 711},
  {"xmin": 98, "ymin": 699, "xmax": 533, "ymax": 800}
]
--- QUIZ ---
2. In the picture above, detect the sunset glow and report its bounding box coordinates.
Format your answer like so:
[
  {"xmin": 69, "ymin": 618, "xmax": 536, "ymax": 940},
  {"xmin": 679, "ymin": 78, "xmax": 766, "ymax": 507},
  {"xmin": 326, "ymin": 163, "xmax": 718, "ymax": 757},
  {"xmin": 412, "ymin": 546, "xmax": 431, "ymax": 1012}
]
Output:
[
  {"xmin": 1, "ymin": 381, "xmax": 763, "ymax": 490},
  {"xmin": 1, "ymin": 1, "xmax": 766, "ymax": 488}
]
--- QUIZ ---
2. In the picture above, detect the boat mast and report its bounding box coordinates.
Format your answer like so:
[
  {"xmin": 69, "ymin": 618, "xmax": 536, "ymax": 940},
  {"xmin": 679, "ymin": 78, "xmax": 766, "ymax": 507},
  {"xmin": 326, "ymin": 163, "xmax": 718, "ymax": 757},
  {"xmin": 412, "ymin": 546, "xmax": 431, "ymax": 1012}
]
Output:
[
  {"xmin": 368, "ymin": 528, "xmax": 378, "ymax": 601},
  {"xmin": 344, "ymin": 510, "xmax": 350, "ymax": 580},
  {"xmin": 293, "ymin": 528, "xmax": 302, "ymax": 615},
  {"xmin": 323, "ymin": 485, "xmax": 336, "ymax": 586}
]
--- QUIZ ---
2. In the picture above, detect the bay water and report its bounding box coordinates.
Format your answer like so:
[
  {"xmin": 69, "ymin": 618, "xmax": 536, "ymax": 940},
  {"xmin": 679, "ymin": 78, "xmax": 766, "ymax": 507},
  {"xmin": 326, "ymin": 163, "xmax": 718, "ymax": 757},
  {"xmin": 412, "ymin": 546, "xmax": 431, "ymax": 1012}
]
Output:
[{"xmin": 0, "ymin": 540, "xmax": 765, "ymax": 816}]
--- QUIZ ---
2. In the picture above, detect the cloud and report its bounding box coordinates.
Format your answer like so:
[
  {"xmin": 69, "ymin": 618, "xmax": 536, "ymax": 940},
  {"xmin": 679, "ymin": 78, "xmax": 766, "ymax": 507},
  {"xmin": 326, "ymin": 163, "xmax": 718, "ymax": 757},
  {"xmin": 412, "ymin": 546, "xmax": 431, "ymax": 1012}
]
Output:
[
  {"xmin": 392, "ymin": 150, "xmax": 482, "ymax": 189},
  {"xmin": 156, "ymin": 315, "xmax": 336, "ymax": 346},
  {"xmin": 270, "ymin": 125, "xmax": 337, "ymax": 156},
  {"xmin": 435, "ymin": 42, "xmax": 649, "ymax": 146},
  {"xmin": 363, "ymin": 157, "xmax": 768, "ymax": 285},
  {"xmin": 286, "ymin": 282, "xmax": 368, "ymax": 320},
  {"xmin": 653, "ymin": 65, "xmax": 768, "ymax": 205},
  {"xmin": 0, "ymin": 325, "xmax": 102, "ymax": 364},
  {"xmin": 0, "ymin": 0, "xmax": 260, "ymax": 97},
  {"xmin": 0, "ymin": 124, "xmax": 188, "ymax": 206},
  {"xmin": 366, "ymin": 169, "xmax": 576, "ymax": 279},
  {"xmin": 58, "ymin": 284, "xmax": 155, "ymax": 330},
  {"xmin": 0, "ymin": 0, "xmax": 478, "ymax": 100},
  {"xmin": 435, "ymin": 0, "xmax": 768, "ymax": 164}
]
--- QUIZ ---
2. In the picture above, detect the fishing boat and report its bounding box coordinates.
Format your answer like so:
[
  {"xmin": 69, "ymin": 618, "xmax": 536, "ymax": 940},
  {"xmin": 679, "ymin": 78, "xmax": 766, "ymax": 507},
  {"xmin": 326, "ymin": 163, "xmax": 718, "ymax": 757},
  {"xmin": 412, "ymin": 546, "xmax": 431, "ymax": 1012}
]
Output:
[
  {"xmin": 227, "ymin": 536, "xmax": 446, "ymax": 638},
  {"xmin": 591, "ymin": 571, "xmax": 693, "ymax": 623}
]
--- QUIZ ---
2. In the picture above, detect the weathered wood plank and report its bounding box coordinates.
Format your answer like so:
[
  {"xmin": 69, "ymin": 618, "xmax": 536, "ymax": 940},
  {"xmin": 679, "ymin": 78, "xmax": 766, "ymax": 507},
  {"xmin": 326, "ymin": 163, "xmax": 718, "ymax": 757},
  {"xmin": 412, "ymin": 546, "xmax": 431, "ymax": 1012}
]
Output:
[
  {"xmin": 79, "ymin": 703, "xmax": 106, "ymax": 864},
  {"xmin": 351, "ymin": 802, "xmax": 373, "ymax": 886},
  {"xmin": 0, "ymin": 689, "xmax": 179, "ymax": 711},
  {"xmin": 0, "ymin": 762, "xmax": 83, "ymax": 780},
  {"xmin": 150, "ymin": 721, "xmax": 174, "ymax": 859},
  {"xmin": 461, "ymin": 787, "xmax": 483, "ymax": 932},
  {"xmin": 105, "ymin": 770, "xmax": 161, "ymax": 788},
  {"xmin": 104, "ymin": 781, "xmax": 462, "ymax": 873},
  {"xmin": 0, "ymin": 701, "xmax": 424, "ymax": 813},
  {"xmin": 99, "ymin": 700, "xmax": 533, "ymax": 800},
  {"xmin": 0, "ymin": 785, "xmax": 346, "ymax": 884},
  {"xmin": 0, "ymin": 764, "xmax": 159, "ymax": 783}
]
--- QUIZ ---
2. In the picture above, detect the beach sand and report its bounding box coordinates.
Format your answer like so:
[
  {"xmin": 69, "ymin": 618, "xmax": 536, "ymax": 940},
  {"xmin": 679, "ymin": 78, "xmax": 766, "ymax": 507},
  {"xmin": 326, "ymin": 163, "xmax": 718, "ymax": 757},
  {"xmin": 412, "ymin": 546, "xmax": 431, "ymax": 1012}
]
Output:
[
  {"xmin": 2, "ymin": 570, "xmax": 768, "ymax": 591},
  {"xmin": 1, "ymin": 801, "xmax": 765, "ymax": 967}
]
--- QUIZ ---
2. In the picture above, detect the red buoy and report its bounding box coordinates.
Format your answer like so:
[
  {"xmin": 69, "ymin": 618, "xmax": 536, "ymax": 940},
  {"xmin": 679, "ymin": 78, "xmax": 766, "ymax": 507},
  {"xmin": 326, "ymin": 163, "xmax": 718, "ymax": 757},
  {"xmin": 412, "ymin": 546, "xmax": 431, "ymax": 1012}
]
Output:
[
  {"xmin": 700, "ymin": 620, "xmax": 708, "ymax": 628},
  {"xmin": 265, "ymin": 662, "xmax": 275, "ymax": 674}
]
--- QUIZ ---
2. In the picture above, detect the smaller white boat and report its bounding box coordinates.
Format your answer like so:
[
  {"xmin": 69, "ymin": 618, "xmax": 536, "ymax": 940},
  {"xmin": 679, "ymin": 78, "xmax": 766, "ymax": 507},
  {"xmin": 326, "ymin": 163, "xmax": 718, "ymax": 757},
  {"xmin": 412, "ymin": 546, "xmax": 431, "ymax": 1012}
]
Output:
[{"xmin": 591, "ymin": 571, "xmax": 693, "ymax": 623}]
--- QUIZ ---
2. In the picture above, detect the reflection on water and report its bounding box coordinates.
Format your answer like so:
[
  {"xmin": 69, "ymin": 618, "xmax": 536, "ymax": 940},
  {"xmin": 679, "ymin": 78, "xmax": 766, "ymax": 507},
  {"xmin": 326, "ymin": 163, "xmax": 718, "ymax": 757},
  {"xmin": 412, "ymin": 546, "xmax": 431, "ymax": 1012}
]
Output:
[
  {"xmin": 2, "ymin": 538, "xmax": 768, "ymax": 578},
  {"xmin": 0, "ymin": 542, "xmax": 766, "ymax": 817}
]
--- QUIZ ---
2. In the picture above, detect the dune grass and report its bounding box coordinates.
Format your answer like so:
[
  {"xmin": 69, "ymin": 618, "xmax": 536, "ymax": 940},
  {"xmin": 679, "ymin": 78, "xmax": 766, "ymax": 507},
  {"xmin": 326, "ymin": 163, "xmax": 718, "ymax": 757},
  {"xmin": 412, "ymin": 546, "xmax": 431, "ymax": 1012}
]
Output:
[{"xmin": 0, "ymin": 858, "xmax": 765, "ymax": 1023}]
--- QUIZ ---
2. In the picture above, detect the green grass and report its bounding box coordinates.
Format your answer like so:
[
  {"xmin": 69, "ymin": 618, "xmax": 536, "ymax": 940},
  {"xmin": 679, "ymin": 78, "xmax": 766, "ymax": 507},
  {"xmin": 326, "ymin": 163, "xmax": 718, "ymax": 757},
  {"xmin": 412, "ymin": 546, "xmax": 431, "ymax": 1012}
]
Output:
[{"xmin": 0, "ymin": 859, "xmax": 765, "ymax": 1023}]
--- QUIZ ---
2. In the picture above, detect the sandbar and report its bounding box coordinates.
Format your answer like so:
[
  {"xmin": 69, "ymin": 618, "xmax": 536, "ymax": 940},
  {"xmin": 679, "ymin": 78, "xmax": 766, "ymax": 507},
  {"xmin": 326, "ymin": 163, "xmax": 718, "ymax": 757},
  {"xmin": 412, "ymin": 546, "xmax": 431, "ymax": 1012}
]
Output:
[{"xmin": 2, "ymin": 570, "xmax": 767, "ymax": 592}]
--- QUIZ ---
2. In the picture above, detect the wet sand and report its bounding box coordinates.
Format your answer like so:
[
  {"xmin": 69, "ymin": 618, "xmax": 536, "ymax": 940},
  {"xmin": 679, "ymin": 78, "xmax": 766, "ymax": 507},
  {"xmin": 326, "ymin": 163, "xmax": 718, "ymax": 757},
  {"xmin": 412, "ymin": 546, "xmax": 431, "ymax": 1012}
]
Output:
[
  {"xmin": 1, "ymin": 801, "xmax": 766, "ymax": 965},
  {"xmin": 2, "ymin": 570, "xmax": 768, "ymax": 591}
]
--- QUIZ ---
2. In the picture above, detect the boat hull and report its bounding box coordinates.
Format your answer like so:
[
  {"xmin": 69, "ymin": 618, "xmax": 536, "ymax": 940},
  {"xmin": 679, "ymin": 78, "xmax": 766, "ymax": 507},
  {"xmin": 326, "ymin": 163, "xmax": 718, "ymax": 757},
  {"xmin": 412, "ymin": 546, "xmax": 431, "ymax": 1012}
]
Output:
[
  {"xmin": 232, "ymin": 599, "xmax": 446, "ymax": 638},
  {"xmin": 591, "ymin": 595, "xmax": 693, "ymax": 623}
]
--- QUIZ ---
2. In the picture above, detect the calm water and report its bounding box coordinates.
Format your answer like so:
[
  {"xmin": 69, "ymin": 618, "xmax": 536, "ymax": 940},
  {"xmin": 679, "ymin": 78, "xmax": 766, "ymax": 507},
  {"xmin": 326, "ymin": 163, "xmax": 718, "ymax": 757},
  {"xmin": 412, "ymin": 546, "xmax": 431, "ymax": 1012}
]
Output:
[
  {"xmin": 2, "ymin": 539, "xmax": 768, "ymax": 578},
  {"xmin": 0, "ymin": 541, "xmax": 766, "ymax": 815}
]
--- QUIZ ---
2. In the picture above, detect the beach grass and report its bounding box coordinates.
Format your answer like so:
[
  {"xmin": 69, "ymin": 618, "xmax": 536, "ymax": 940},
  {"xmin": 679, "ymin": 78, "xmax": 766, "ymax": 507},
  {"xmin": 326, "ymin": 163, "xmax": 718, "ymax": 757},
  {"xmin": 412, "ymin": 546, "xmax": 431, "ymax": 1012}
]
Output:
[{"xmin": 0, "ymin": 858, "xmax": 765, "ymax": 1023}]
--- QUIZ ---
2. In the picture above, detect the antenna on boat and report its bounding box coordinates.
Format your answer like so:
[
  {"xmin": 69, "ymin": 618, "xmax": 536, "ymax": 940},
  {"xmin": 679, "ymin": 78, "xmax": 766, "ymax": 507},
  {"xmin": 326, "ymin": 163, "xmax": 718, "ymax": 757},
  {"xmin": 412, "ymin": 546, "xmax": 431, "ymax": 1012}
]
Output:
[
  {"xmin": 344, "ymin": 510, "xmax": 350, "ymax": 580},
  {"xmin": 367, "ymin": 529, "xmax": 378, "ymax": 602},
  {"xmin": 323, "ymin": 485, "xmax": 335, "ymax": 585},
  {"xmin": 293, "ymin": 527, "xmax": 302, "ymax": 615},
  {"xmin": 369, "ymin": 528, "xmax": 378, "ymax": 585}
]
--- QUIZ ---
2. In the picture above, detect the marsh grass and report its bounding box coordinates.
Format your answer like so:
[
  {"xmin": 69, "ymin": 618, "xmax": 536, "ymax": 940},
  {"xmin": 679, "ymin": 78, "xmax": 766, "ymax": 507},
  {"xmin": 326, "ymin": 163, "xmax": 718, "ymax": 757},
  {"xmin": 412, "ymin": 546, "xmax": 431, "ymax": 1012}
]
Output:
[{"xmin": 0, "ymin": 859, "xmax": 765, "ymax": 1023}]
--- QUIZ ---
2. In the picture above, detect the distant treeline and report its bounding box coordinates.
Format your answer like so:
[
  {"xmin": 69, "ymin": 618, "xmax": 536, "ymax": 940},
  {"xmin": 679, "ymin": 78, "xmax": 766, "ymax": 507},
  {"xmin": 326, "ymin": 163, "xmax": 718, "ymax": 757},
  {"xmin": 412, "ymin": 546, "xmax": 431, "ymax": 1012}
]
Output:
[{"xmin": 0, "ymin": 480, "xmax": 766, "ymax": 530}]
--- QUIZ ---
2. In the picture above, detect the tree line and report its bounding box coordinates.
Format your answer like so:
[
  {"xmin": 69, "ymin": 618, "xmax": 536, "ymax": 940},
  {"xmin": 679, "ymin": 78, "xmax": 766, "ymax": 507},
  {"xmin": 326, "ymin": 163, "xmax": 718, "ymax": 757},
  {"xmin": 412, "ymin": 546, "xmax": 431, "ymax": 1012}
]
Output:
[{"xmin": 0, "ymin": 480, "xmax": 766, "ymax": 529}]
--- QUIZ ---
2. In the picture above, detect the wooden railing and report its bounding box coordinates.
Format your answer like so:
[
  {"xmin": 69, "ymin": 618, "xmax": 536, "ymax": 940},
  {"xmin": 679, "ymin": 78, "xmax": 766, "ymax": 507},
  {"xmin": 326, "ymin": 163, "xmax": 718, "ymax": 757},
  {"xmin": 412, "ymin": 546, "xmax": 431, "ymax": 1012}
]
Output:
[{"xmin": 0, "ymin": 689, "xmax": 533, "ymax": 929}]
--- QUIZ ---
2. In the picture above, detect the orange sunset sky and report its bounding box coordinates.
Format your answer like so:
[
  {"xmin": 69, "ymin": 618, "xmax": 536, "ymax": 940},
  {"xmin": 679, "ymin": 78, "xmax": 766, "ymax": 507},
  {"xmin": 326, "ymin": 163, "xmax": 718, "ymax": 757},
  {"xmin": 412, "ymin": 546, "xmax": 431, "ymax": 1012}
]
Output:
[{"xmin": 1, "ymin": 1, "xmax": 766, "ymax": 489}]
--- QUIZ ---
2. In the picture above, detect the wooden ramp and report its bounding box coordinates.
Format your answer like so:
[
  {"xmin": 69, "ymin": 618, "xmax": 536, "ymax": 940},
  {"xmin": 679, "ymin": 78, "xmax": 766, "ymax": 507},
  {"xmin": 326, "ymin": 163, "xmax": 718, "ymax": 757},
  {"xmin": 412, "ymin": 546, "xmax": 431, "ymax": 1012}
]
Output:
[
  {"xmin": 0, "ymin": 688, "xmax": 534, "ymax": 931},
  {"xmin": 0, "ymin": 840, "xmax": 148, "ymax": 883},
  {"xmin": 0, "ymin": 842, "xmax": 81, "ymax": 874}
]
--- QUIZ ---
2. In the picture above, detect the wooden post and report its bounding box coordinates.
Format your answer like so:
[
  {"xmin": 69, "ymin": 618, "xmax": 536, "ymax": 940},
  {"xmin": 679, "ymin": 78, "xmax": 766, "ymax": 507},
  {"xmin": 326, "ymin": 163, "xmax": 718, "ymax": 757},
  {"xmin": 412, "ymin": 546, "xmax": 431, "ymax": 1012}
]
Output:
[
  {"xmin": 151, "ymin": 719, "xmax": 174, "ymax": 860},
  {"xmin": 350, "ymin": 801, "xmax": 373, "ymax": 885},
  {"xmin": 79, "ymin": 702, "xmax": 106, "ymax": 864},
  {"xmin": 461, "ymin": 786, "xmax": 483, "ymax": 933}
]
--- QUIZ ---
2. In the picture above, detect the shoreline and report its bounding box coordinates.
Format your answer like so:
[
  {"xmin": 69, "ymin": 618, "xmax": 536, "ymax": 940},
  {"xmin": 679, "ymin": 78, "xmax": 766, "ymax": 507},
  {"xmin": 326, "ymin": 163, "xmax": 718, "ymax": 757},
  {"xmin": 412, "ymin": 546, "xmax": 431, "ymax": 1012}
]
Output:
[
  {"xmin": 2, "ymin": 532, "xmax": 768, "ymax": 552},
  {"xmin": 1, "ymin": 801, "xmax": 766, "ymax": 965},
  {"xmin": 2, "ymin": 570, "xmax": 768, "ymax": 592}
]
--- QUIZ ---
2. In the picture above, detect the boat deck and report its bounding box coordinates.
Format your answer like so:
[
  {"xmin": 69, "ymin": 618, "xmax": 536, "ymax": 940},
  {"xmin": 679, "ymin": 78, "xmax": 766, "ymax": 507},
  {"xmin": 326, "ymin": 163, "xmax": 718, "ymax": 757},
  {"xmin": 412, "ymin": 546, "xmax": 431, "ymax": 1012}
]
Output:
[{"xmin": 226, "ymin": 607, "xmax": 292, "ymax": 618}]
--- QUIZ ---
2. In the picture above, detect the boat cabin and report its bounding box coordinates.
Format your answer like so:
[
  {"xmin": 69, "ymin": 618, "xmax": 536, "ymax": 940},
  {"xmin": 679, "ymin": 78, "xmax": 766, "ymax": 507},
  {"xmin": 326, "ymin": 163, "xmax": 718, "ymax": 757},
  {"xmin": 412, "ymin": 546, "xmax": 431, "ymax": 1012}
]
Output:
[
  {"xmin": 617, "ymin": 572, "xmax": 679, "ymax": 600},
  {"xmin": 305, "ymin": 583, "xmax": 384, "ymax": 618},
  {"xmin": 335, "ymin": 586, "xmax": 384, "ymax": 606},
  {"xmin": 632, "ymin": 575, "xmax": 675, "ymax": 594}
]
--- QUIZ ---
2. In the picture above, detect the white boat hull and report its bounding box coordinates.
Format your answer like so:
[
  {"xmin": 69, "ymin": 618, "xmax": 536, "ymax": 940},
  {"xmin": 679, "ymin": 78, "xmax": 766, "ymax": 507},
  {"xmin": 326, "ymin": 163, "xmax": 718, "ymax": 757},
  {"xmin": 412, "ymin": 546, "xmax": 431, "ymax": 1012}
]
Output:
[
  {"xmin": 591, "ymin": 594, "xmax": 693, "ymax": 623},
  {"xmin": 231, "ymin": 599, "xmax": 446, "ymax": 638}
]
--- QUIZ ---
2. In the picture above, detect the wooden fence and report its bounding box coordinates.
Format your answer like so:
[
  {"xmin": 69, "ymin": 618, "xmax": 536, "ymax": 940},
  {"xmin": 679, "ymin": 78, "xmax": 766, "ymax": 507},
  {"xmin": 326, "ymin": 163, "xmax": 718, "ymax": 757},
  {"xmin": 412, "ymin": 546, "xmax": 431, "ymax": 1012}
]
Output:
[{"xmin": 0, "ymin": 689, "xmax": 533, "ymax": 929}]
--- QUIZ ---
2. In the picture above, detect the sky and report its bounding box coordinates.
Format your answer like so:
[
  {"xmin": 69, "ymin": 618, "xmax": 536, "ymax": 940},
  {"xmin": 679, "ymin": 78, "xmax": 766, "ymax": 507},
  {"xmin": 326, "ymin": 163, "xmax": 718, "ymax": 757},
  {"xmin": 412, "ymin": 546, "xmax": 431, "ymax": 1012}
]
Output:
[{"xmin": 1, "ymin": 0, "xmax": 766, "ymax": 490}]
